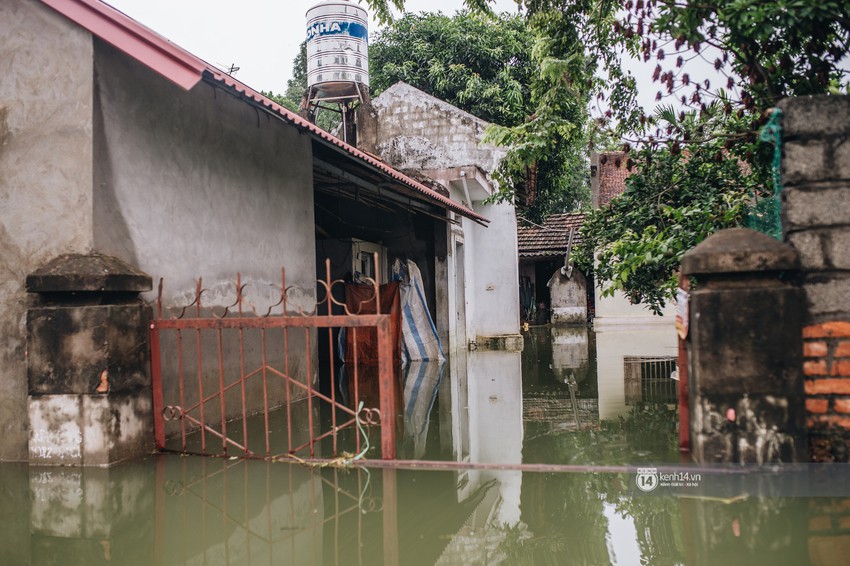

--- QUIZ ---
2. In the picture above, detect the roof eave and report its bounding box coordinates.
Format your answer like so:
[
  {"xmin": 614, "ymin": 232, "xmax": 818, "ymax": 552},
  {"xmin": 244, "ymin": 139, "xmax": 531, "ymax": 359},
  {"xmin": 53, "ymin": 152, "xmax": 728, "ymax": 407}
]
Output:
[
  {"xmin": 42, "ymin": 0, "xmax": 205, "ymax": 90},
  {"xmin": 41, "ymin": 0, "xmax": 488, "ymax": 226}
]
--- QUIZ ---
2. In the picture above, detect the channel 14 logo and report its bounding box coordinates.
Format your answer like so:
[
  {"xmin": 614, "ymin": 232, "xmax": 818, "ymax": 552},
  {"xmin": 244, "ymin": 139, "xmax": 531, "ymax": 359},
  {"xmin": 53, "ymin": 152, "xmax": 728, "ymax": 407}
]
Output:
[{"xmin": 635, "ymin": 467, "xmax": 659, "ymax": 492}]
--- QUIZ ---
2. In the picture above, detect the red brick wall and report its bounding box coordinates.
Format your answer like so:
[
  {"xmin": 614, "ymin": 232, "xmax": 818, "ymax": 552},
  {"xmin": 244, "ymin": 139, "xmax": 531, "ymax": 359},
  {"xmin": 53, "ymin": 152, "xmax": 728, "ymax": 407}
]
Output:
[
  {"xmin": 803, "ymin": 322, "xmax": 850, "ymax": 461},
  {"xmin": 596, "ymin": 152, "xmax": 630, "ymax": 208},
  {"xmin": 779, "ymin": 95, "xmax": 850, "ymax": 462}
]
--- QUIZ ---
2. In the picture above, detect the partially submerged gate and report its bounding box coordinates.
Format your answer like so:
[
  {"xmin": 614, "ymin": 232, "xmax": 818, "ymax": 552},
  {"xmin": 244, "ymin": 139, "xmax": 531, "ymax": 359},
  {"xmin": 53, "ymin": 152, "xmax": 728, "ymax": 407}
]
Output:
[{"xmin": 150, "ymin": 262, "xmax": 397, "ymax": 460}]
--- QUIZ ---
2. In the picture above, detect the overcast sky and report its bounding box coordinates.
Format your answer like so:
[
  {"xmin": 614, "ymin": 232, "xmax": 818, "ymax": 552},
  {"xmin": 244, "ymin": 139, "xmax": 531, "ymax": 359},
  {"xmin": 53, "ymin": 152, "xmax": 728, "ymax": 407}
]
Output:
[{"xmin": 104, "ymin": 0, "xmax": 520, "ymax": 94}]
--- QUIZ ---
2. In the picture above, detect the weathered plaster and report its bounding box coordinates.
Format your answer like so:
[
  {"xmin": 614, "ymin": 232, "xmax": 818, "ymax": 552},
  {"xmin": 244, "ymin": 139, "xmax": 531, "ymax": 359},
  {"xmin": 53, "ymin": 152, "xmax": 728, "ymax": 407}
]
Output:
[
  {"xmin": 0, "ymin": 0, "xmax": 95, "ymax": 460},
  {"xmin": 92, "ymin": 41, "xmax": 316, "ymax": 305},
  {"xmin": 359, "ymin": 82, "xmax": 521, "ymax": 350},
  {"xmin": 548, "ymin": 269, "xmax": 588, "ymax": 325},
  {"xmin": 91, "ymin": 41, "xmax": 319, "ymax": 421},
  {"xmin": 362, "ymin": 83, "xmax": 504, "ymax": 174}
]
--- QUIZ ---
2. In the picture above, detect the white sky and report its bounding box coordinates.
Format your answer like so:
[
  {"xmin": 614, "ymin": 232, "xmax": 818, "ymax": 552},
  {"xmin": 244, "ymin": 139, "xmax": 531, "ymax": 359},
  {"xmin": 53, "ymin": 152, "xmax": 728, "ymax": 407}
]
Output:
[{"xmin": 104, "ymin": 0, "xmax": 520, "ymax": 94}]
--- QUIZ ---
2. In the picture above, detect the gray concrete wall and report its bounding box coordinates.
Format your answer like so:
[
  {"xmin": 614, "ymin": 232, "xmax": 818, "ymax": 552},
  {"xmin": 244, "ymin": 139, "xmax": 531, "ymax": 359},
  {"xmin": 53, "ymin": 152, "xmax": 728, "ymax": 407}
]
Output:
[
  {"xmin": 360, "ymin": 82, "xmax": 520, "ymax": 343},
  {"xmin": 0, "ymin": 0, "xmax": 95, "ymax": 461},
  {"xmin": 779, "ymin": 95, "xmax": 850, "ymax": 324},
  {"xmin": 0, "ymin": 3, "xmax": 321, "ymax": 460},
  {"xmin": 361, "ymin": 83, "xmax": 503, "ymax": 174},
  {"xmin": 92, "ymin": 41, "xmax": 316, "ymax": 307},
  {"xmin": 92, "ymin": 41, "xmax": 318, "ymax": 423}
]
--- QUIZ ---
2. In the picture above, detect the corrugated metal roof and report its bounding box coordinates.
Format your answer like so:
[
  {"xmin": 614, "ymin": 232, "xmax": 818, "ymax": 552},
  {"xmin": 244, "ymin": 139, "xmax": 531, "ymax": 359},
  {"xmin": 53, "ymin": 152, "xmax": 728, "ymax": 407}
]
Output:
[
  {"xmin": 40, "ymin": 0, "xmax": 488, "ymax": 225},
  {"xmin": 517, "ymin": 213, "xmax": 585, "ymax": 258}
]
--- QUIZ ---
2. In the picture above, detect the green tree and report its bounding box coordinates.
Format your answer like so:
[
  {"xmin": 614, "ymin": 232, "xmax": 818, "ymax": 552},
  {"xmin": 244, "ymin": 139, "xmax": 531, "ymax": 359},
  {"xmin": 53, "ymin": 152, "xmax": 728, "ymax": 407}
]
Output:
[
  {"xmin": 369, "ymin": 11, "xmax": 533, "ymax": 127},
  {"xmin": 264, "ymin": 43, "xmax": 342, "ymax": 132},
  {"xmin": 368, "ymin": 10, "xmax": 592, "ymax": 217},
  {"xmin": 577, "ymin": 0, "xmax": 850, "ymax": 312},
  {"xmin": 362, "ymin": 0, "xmax": 849, "ymax": 312}
]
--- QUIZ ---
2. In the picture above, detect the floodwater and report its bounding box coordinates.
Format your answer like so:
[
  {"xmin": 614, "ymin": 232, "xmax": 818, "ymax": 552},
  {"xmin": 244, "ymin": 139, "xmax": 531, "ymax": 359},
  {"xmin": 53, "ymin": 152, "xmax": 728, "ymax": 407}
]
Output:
[{"xmin": 3, "ymin": 325, "xmax": 850, "ymax": 565}]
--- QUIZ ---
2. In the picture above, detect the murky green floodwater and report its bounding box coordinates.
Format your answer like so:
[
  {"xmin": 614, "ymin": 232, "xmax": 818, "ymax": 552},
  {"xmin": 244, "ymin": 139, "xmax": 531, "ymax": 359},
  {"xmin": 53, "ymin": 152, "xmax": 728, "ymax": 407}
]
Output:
[{"xmin": 3, "ymin": 326, "xmax": 850, "ymax": 565}]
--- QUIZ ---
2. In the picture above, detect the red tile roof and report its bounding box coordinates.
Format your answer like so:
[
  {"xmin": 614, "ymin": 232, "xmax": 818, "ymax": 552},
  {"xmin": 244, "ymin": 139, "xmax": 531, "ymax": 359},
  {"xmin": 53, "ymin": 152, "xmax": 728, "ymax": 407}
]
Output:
[
  {"xmin": 517, "ymin": 213, "xmax": 585, "ymax": 258},
  {"xmin": 40, "ymin": 0, "xmax": 488, "ymax": 225}
]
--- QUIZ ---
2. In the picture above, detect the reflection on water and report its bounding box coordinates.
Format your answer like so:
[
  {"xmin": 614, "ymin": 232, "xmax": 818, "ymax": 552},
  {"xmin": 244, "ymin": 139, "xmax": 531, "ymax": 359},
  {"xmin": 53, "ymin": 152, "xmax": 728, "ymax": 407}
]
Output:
[
  {"xmin": 3, "ymin": 325, "xmax": 849, "ymax": 564},
  {"xmin": 5, "ymin": 457, "xmax": 850, "ymax": 565}
]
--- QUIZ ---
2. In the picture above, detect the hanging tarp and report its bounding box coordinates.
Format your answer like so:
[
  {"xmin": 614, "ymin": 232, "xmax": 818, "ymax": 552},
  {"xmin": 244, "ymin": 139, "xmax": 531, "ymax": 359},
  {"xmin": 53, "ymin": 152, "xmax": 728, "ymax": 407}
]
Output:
[{"xmin": 393, "ymin": 259, "xmax": 445, "ymax": 363}]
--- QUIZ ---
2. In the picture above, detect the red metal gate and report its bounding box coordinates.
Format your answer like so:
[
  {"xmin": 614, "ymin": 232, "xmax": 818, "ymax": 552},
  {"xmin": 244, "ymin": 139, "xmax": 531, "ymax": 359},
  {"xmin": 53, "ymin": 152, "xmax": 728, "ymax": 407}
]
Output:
[{"xmin": 150, "ymin": 261, "xmax": 397, "ymax": 460}]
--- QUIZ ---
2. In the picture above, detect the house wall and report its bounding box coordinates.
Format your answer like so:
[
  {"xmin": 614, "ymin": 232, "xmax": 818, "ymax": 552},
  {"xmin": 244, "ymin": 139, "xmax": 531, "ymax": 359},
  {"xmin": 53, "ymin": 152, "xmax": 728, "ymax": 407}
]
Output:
[
  {"xmin": 361, "ymin": 83, "xmax": 502, "ymax": 174},
  {"xmin": 92, "ymin": 41, "xmax": 316, "ymax": 307},
  {"xmin": 92, "ymin": 41, "xmax": 318, "ymax": 423},
  {"xmin": 0, "ymin": 0, "xmax": 95, "ymax": 461},
  {"xmin": 596, "ymin": 327, "xmax": 678, "ymax": 420},
  {"xmin": 360, "ymin": 82, "xmax": 521, "ymax": 349},
  {"xmin": 593, "ymin": 283, "xmax": 676, "ymax": 328},
  {"xmin": 779, "ymin": 95, "xmax": 850, "ymax": 462},
  {"xmin": 466, "ymin": 201, "xmax": 521, "ymax": 338},
  {"xmin": 0, "ymin": 2, "xmax": 321, "ymax": 461}
]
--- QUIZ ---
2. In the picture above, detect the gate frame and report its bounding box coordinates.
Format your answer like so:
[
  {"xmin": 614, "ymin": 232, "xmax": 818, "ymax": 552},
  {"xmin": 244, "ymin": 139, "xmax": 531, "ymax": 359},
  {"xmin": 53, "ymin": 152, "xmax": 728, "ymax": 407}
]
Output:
[{"xmin": 150, "ymin": 264, "xmax": 398, "ymax": 460}]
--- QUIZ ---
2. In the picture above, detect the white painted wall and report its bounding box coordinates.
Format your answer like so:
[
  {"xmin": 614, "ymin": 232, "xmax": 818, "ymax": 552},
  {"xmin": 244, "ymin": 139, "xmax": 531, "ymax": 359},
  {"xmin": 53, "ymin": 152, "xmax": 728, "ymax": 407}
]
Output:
[
  {"xmin": 0, "ymin": 0, "xmax": 95, "ymax": 461},
  {"xmin": 593, "ymin": 282, "xmax": 676, "ymax": 329},
  {"xmin": 596, "ymin": 326, "xmax": 678, "ymax": 420},
  {"xmin": 462, "ymin": 200, "xmax": 521, "ymax": 340}
]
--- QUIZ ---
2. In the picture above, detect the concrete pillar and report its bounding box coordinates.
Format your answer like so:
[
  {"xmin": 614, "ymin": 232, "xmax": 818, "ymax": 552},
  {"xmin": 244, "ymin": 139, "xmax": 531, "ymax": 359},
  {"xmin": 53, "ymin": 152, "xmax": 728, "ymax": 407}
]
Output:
[
  {"xmin": 548, "ymin": 268, "xmax": 588, "ymax": 325},
  {"xmin": 26, "ymin": 253, "xmax": 153, "ymax": 466},
  {"xmin": 682, "ymin": 228, "xmax": 807, "ymax": 463}
]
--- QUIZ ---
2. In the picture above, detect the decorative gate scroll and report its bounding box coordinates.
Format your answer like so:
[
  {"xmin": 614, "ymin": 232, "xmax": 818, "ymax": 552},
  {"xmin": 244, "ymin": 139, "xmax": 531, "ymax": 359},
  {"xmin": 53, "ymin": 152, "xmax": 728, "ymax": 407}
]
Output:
[{"xmin": 150, "ymin": 258, "xmax": 397, "ymax": 460}]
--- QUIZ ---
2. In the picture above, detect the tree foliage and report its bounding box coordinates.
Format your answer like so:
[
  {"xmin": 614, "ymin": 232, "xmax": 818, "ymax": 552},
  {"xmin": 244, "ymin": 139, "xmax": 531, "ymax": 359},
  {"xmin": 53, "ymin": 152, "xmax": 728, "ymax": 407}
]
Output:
[
  {"xmin": 510, "ymin": 0, "xmax": 849, "ymax": 313},
  {"xmin": 576, "ymin": 0, "xmax": 850, "ymax": 312},
  {"xmin": 369, "ymin": 11, "xmax": 534, "ymax": 127},
  {"xmin": 360, "ymin": 0, "xmax": 850, "ymax": 311},
  {"xmin": 264, "ymin": 43, "xmax": 341, "ymax": 132},
  {"xmin": 484, "ymin": 4, "xmax": 611, "ymax": 219},
  {"xmin": 575, "ymin": 104, "xmax": 760, "ymax": 312},
  {"xmin": 368, "ymin": 9, "xmax": 591, "ymax": 219}
]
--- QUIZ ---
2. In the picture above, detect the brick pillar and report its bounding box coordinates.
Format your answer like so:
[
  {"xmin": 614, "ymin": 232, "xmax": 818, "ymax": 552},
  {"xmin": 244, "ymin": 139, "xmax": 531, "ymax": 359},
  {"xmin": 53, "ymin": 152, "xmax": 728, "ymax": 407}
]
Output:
[{"xmin": 779, "ymin": 95, "xmax": 850, "ymax": 461}]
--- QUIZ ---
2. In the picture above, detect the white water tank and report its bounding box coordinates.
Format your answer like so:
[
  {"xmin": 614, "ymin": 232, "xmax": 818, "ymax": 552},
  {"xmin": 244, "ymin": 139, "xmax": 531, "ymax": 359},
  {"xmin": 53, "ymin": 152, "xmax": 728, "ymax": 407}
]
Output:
[{"xmin": 306, "ymin": 0, "xmax": 370, "ymax": 99}]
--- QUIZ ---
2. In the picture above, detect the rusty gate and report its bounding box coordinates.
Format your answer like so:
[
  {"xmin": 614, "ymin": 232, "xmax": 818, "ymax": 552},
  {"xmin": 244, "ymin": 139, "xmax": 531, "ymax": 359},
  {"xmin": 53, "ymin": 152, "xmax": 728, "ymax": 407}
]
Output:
[{"xmin": 150, "ymin": 260, "xmax": 397, "ymax": 460}]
